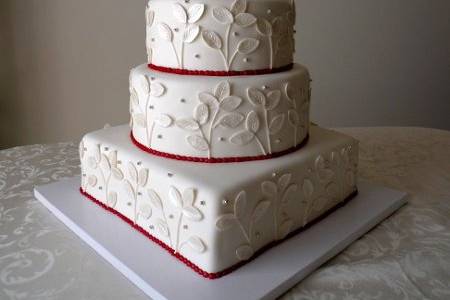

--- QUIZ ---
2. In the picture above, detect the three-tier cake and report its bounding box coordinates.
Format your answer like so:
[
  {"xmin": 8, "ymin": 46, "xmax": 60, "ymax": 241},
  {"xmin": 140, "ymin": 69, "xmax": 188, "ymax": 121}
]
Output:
[{"xmin": 79, "ymin": 0, "xmax": 359, "ymax": 279}]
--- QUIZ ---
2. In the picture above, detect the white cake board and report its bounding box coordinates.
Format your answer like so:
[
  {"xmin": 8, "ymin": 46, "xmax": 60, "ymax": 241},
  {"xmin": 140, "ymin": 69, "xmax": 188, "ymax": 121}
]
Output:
[{"xmin": 34, "ymin": 177, "xmax": 407, "ymax": 300}]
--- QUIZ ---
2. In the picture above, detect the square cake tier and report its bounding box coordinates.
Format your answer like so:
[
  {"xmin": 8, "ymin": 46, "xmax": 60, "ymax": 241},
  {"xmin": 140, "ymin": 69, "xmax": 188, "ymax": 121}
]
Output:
[{"xmin": 80, "ymin": 125, "xmax": 358, "ymax": 278}]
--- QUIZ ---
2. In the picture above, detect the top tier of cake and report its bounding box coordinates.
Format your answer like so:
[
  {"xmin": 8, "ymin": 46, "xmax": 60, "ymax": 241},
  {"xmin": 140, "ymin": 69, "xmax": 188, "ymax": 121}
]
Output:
[{"xmin": 146, "ymin": 0, "xmax": 296, "ymax": 73}]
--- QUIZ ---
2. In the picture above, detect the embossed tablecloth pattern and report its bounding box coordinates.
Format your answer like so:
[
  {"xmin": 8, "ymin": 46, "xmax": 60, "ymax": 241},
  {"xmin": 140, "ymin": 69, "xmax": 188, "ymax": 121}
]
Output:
[{"xmin": 1, "ymin": 127, "xmax": 449, "ymax": 300}]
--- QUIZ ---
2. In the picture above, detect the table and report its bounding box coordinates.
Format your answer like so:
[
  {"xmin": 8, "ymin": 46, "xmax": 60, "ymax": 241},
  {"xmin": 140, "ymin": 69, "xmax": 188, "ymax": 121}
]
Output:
[{"xmin": 1, "ymin": 127, "xmax": 449, "ymax": 299}]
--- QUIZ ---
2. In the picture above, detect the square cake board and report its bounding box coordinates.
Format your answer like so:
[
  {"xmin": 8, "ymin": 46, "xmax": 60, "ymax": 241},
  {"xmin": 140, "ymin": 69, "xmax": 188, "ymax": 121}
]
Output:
[{"xmin": 34, "ymin": 177, "xmax": 407, "ymax": 300}]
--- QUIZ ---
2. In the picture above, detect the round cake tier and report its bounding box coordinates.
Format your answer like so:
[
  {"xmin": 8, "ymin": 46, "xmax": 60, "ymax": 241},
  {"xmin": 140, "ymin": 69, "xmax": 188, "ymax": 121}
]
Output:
[
  {"xmin": 129, "ymin": 64, "xmax": 311, "ymax": 162},
  {"xmin": 145, "ymin": 0, "xmax": 296, "ymax": 73}
]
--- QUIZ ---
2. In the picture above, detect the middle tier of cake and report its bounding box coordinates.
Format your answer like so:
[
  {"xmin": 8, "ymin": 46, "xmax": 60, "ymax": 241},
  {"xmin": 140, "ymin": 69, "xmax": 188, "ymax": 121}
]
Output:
[{"xmin": 130, "ymin": 64, "xmax": 311, "ymax": 162}]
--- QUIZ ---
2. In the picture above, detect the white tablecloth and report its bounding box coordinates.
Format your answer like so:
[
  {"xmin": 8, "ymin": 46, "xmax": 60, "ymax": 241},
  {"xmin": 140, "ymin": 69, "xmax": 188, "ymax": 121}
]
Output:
[{"xmin": 1, "ymin": 127, "xmax": 449, "ymax": 299}]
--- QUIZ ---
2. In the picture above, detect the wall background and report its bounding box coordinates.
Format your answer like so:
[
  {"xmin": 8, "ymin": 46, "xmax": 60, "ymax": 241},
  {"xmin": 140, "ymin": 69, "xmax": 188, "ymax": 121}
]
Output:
[{"xmin": 1, "ymin": 0, "xmax": 449, "ymax": 149}]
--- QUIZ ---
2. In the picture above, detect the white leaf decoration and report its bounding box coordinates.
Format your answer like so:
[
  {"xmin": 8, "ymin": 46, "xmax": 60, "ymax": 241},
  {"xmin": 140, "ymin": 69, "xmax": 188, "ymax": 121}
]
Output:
[
  {"xmin": 266, "ymin": 90, "xmax": 281, "ymax": 110},
  {"xmin": 237, "ymin": 38, "xmax": 260, "ymax": 54},
  {"xmin": 172, "ymin": 3, "xmax": 188, "ymax": 23},
  {"xmin": 157, "ymin": 23, "xmax": 173, "ymax": 42},
  {"xmin": 139, "ymin": 203, "xmax": 152, "ymax": 220},
  {"xmin": 234, "ymin": 191, "xmax": 247, "ymax": 220},
  {"xmin": 182, "ymin": 188, "xmax": 195, "ymax": 206},
  {"xmin": 186, "ymin": 135, "xmax": 209, "ymax": 151},
  {"xmin": 88, "ymin": 175, "xmax": 97, "ymax": 187},
  {"xmin": 111, "ymin": 167, "xmax": 124, "ymax": 181},
  {"xmin": 134, "ymin": 114, "xmax": 147, "ymax": 128},
  {"xmin": 155, "ymin": 114, "xmax": 173, "ymax": 128},
  {"xmin": 288, "ymin": 110, "xmax": 300, "ymax": 127},
  {"xmin": 235, "ymin": 13, "xmax": 256, "ymax": 28},
  {"xmin": 216, "ymin": 214, "xmax": 237, "ymax": 231},
  {"xmin": 269, "ymin": 114, "xmax": 285, "ymax": 135},
  {"xmin": 251, "ymin": 200, "xmax": 271, "ymax": 221},
  {"xmin": 256, "ymin": 18, "xmax": 272, "ymax": 36},
  {"xmin": 183, "ymin": 24, "xmax": 200, "ymax": 43},
  {"xmin": 146, "ymin": 46, "xmax": 152, "ymax": 64},
  {"xmin": 108, "ymin": 150, "xmax": 117, "ymax": 168},
  {"xmin": 236, "ymin": 244, "xmax": 254, "ymax": 261},
  {"xmin": 303, "ymin": 179, "xmax": 314, "ymax": 198},
  {"xmin": 214, "ymin": 81, "xmax": 230, "ymax": 100},
  {"xmin": 187, "ymin": 4, "xmax": 205, "ymax": 23},
  {"xmin": 107, "ymin": 192, "xmax": 118, "ymax": 208},
  {"xmin": 156, "ymin": 219, "xmax": 169, "ymax": 236},
  {"xmin": 202, "ymin": 30, "xmax": 222, "ymax": 49},
  {"xmin": 217, "ymin": 113, "xmax": 244, "ymax": 128},
  {"xmin": 272, "ymin": 17, "xmax": 286, "ymax": 36},
  {"xmin": 87, "ymin": 157, "xmax": 98, "ymax": 169},
  {"xmin": 278, "ymin": 219, "xmax": 294, "ymax": 239},
  {"xmin": 198, "ymin": 92, "xmax": 219, "ymax": 107},
  {"xmin": 278, "ymin": 174, "xmax": 292, "ymax": 191},
  {"xmin": 176, "ymin": 118, "xmax": 200, "ymax": 131},
  {"xmin": 316, "ymin": 155, "xmax": 334, "ymax": 182},
  {"xmin": 123, "ymin": 180, "xmax": 135, "ymax": 199},
  {"xmin": 147, "ymin": 189, "xmax": 163, "ymax": 210},
  {"xmin": 247, "ymin": 88, "xmax": 266, "ymax": 107},
  {"xmin": 186, "ymin": 236, "xmax": 206, "ymax": 253},
  {"xmin": 229, "ymin": 131, "xmax": 255, "ymax": 145},
  {"xmin": 169, "ymin": 186, "xmax": 183, "ymax": 209},
  {"xmin": 246, "ymin": 111, "xmax": 260, "ymax": 133},
  {"xmin": 261, "ymin": 181, "xmax": 277, "ymax": 197},
  {"xmin": 146, "ymin": 9, "xmax": 155, "ymax": 27},
  {"xmin": 212, "ymin": 7, "xmax": 234, "ymax": 24},
  {"xmin": 194, "ymin": 103, "xmax": 209, "ymax": 125},
  {"xmin": 130, "ymin": 88, "xmax": 139, "ymax": 107},
  {"xmin": 285, "ymin": 82, "xmax": 297, "ymax": 101},
  {"xmin": 231, "ymin": 0, "xmax": 247, "ymax": 15},
  {"xmin": 99, "ymin": 154, "xmax": 111, "ymax": 173},
  {"xmin": 128, "ymin": 162, "xmax": 138, "ymax": 183},
  {"xmin": 220, "ymin": 96, "xmax": 242, "ymax": 112},
  {"xmin": 138, "ymin": 168, "xmax": 148, "ymax": 187},
  {"xmin": 282, "ymin": 184, "xmax": 298, "ymax": 203},
  {"xmin": 182, "ymin": 206, "xmax": 203, "ymax": 221},
  {"xmin": 94, "ymin": 144, "xmax": 101, "ymax": 162},
  {"xmin": 150, "ymin": 82, "xmax": 165, "ymax": 97}
]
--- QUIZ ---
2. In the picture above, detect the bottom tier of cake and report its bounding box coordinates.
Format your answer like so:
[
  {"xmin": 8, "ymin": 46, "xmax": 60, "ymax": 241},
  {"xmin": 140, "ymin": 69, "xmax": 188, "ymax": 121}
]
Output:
[{"xmin": 79, "ymin": 124, "xmax": 358, "ymax": 278}]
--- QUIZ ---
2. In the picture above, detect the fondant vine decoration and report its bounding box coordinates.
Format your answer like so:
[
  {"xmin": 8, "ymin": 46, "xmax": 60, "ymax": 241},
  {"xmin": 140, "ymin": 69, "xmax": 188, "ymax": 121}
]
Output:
[
  {"xmin": 202, "ymin": 0, "xmax": 259, "ymax": 71},
  {"xmin": 123, "ymin": 161, "xmax": 149, "ymax": 224},
  {"xmin": 216, "ymin": 191, "xmax": 271, "ymax": 261},
  {"xmin": 85, "ymin": 145, "xmax": 123, "ymax": 208},
  {"xmin": 243, "ymin": 87, "xmax": 284, "ymax": 154},
  {"xmin": 146, "ymin": 186, "xmax": 206, "ymax": 254},
  {"xmin": 285, "ymin": 82, "xmax": 309, "ymax": 147},
  {"xmin": 145, "ymin": 4, "xmax": 155, "ymax": 63},
  {"xmin": 156, "ymin": 3, "xmax": 205, "ymax": 68},
  {"xmin": 256, "ymin": 15, "xmax": 288, "ymax": 68},
  {"xmin": 130, "ymin": 75, "xmax": 170, "ymax": 147},
  {"xmin": 261, "ymin": 173, "xmax": 298, "ymax": 240},
  {"xmin": 176, "ymin": 81, "xmax": 244, "ymax": 158}
]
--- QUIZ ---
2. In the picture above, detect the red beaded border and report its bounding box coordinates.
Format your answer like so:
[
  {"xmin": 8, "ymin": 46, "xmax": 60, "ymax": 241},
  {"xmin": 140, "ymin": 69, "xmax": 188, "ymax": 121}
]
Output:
[
  {"xmin": 80, "ymin": 187, "xmax": 357, "ymax": 280},
  {"xmin": 148, "ymin": 63, "xmax": 294, "ymax": 77},
  {"xmin": 130, "ymin": 131, "xmax": 309, "ymax": 164}
]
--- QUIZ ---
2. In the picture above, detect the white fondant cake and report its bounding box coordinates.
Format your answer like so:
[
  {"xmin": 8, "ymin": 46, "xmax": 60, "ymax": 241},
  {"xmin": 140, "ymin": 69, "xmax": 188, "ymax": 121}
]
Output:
[
  {"xmin": 129, "ymin": 64, "xmax": 311, "ymax": 160},
  {"xmin": 146, "ymin": 0, "xmax": 296, "ymax": 71},
  {"xmin": 78, "ymin": 0, "xmax": 360, "ymax": 278},
  {"xmin": 80, "ymin": 125, "xmax": 358, "ymax": 275}
]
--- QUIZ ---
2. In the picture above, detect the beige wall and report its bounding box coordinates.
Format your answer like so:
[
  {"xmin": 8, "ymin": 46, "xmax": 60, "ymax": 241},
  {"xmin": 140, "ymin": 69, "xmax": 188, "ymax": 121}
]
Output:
[{"xmin": 1, "ymin": 0, "xmax": 450, "ymax": 149}]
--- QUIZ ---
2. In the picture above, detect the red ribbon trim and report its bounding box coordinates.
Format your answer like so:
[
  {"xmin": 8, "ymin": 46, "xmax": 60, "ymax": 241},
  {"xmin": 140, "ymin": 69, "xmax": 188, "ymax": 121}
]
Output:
[
  {"xmin": 80, "ymin": 187, "xmax": 357, "ymax": 280},
  {"xmin": 130, "ymin": 131, "xmax": 309, "ymax": 164},
  {"xmin": 148, "ymin": 63, "xmax": 294, "ymax": 77}
]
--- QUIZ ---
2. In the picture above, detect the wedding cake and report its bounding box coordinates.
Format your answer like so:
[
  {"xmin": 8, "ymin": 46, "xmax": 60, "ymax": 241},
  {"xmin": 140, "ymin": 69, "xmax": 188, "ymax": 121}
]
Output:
[{"xmin": 79, "ymin": 0, "xmax": 358, "ymax": 279}]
